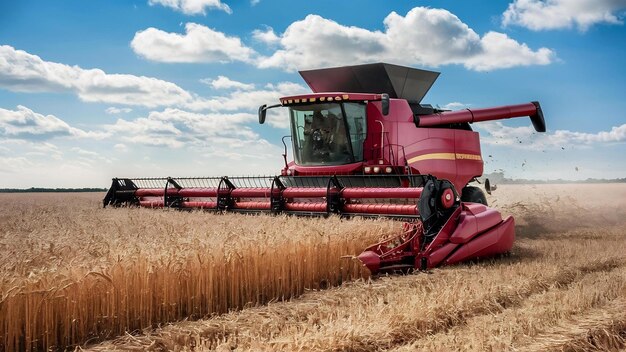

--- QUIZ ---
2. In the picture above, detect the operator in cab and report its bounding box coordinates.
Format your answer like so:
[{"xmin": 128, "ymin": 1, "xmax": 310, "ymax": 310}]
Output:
[{"xmin": 302, "ymin": 110, "xmax": 350, "ymax": 164}]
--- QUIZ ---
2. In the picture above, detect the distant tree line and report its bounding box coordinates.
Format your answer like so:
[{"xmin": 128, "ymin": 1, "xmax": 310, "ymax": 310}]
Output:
[{"xmin": 0, "ymin": 187, "xmax": 107, "ymax": 193}]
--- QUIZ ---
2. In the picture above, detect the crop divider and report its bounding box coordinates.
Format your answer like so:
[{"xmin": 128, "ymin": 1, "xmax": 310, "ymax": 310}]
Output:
[
  {"xmin": 270, "ymin": 176, "xmax": 286, "ymax": 214},
  {"xmin": 326, "ymin": 176, "xmax": 343, "ymax": 215},
  {"xmin": 217, "ymin": 177, "xmax": 236, "ymax": 211},
  {"xmin": 103, "ymin": 178, "xmax": 139, "ymax": 208},
  {"xmin": 164, "ymin": 177, "xmax": 183, "ymax": 208}
]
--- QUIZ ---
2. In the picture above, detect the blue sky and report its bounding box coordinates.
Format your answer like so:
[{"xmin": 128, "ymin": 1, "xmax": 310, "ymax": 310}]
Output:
[{"xmin": 0, "ymin": 0, "xmax": 625, "ymax": 187}]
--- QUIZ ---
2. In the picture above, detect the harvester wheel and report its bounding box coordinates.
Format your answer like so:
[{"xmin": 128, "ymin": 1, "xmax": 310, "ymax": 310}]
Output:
[{"xmin": 461, "ymin": 186, "xmax": 488, "ymax": 205}]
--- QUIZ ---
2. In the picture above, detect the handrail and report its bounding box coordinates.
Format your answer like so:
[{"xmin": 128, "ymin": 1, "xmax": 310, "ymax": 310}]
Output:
[{"xmin": 281, "ymin": 135, "xmax": 291, "ymax": 169}]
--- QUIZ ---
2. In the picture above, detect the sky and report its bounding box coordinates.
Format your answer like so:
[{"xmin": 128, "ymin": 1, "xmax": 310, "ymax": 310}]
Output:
[{"xmin": 0, "ymin": 0, "xmax": 625, "ymax": 188}]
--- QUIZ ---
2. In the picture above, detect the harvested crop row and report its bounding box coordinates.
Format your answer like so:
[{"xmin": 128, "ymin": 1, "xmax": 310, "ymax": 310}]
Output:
[
  {"xmin": 517, "ymin": 299, "xmax": 626, "ymax": 352},
  {"xmin": 87, "ymin": 225, "xmax": 626, "ymax": 351},
  {"xmin": 0, "ymin": 193, "xmax": 397, "ymax": 351},
  {"xmin": 391, "ymin": 266, "xmax": 626, "ymax": 351}
]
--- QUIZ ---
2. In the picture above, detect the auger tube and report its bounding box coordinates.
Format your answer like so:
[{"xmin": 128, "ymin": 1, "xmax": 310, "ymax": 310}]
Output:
[{"xmin": 415, "ymin": 102, "xmax": 546, "ymax": 132}]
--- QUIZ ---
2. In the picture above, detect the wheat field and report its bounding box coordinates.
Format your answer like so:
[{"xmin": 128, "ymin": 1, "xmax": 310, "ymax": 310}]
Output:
[
  {"xmin": 1, "ymin": 184, "xmax": 626, "ymax": 351},
  {"xmin": 0, "ymin": 193, "xmax": 397, "ymax": 351}
]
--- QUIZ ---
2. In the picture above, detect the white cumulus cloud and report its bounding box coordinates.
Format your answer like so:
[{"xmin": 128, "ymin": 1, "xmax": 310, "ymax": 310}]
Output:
[
  {"xmin": 252, "ymin": 26, "xmax": 280, "ymax": 45},
  {"xmin": 442, "ymin": 102, "xmax": 471, "ymax": 110},
  {"xmin": 0, "ymin": 156, "xmax": 34, "ymax": 174},
  {"xmin": 201, "ymin": 75, "xmax": 255, "ymax": 90},
  {"xmin": 0, "ymin": 46, "xmax": 305, "ymax": 115},
  {"xmin": 257, "ymin": 8, "xmax": 554, "ymax": 71},
  {"xmin": 148, "ymin": 0, "xmax": 232, "ymax": 15},
  {"xmin": 114, "ymin": 143, "xmax": 128, "ymax": 152},
  {"xmin": 131, "ymin": 23, "xmax": 256, "ymax": 63},
  {"xmin": 186, "ymin": 81, "xmax": 307, "ymax": 112},
  {"xmin": 0, "ymin": 105, "xmax": 108, "ymax": 140},
  {"xmin": 502, "ymin": 0, "xmax": 626, "ymax": 31},
  {"xmin": 105, "ymin": 107, "xmax": 133, "ymax": 114},
  {"xmin": 0, "ymin": 45, "xmax": 195, "ymax": 108},
  {"xmin": 105, "ymin": 108, "xmax": 280, "ymax": 160},
  {"xmin": 478, "ymin": 121, "xmax": 626, "ymax": 149},
  {"xmin": 130, "ymin": 7, "xmax": 553, "ymax": 71},
  {"xmin": 0, "ymin": 45, "xmax": 299, "ymax": 114}
]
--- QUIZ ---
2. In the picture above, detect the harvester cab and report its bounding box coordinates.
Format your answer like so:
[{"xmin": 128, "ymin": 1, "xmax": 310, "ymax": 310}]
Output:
[{"xmin": 105, "ymin": 62, "xmax": 546, "ymax": 273}]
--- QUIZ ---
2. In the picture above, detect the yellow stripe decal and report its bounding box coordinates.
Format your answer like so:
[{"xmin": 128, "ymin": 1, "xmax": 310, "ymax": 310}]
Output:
[
  {"xmin": 455, "ymin": 153, "xmax": 483, "ymax": 161},
  {"xmin": 408, "ymin": 153, "xmax": 482, "ymax": 164},
  {"xmin": 408, "ymin": 153, "xmax": 456, "ymax": 163}
]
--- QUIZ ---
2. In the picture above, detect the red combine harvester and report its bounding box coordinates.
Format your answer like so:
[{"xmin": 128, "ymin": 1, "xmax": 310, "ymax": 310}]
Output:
[{"xmin": 104, "ymin": 63, "xmax": 546, "ymax": 274}]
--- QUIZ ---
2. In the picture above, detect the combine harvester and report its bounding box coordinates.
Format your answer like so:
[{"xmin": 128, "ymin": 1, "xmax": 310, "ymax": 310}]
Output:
[{"xmin": 104, "ymin": 63, "xmax": 545, "ymax": 274}]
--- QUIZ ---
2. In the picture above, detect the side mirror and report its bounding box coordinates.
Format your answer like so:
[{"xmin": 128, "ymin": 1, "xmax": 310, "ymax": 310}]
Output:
[
  {"xmin": 258, "ymin": 104, "xmax": 267, "ymax": 124},
  {"xmin": 381, "ymin": 94, "xmax": 390, "ymax": 116}
]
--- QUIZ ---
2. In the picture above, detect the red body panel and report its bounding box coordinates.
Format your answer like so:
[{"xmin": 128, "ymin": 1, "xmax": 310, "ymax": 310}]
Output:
[
  {"xmin": 427, "ymin": 243, "xmax": 458, "ymax": 268},
  {"xmin": 444, "ymin": 216, "xmax": 515, "ymax": 265},
  {"xmin": 365, "ymin": 99, "xmax": 484, "ymax": 191},
  {"xmin": 448, "ymin": 204, "xmax": 503, "ymax": 244}
]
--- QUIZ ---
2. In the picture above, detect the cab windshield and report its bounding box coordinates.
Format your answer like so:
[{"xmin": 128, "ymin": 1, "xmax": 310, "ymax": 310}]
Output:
[{"xmin": 290, "ymin": 102, "xmax": 366, "ymax": 166}]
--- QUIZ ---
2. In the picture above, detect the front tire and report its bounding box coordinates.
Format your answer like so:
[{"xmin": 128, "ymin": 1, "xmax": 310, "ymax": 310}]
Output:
[{"xmin": 461, "ymin": 186, "xmax": 488, "ymax": 205}]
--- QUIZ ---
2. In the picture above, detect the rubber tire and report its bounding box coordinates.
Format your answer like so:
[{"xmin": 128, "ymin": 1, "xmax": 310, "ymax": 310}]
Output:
[{"xmin": 461, "ymin": 186, "xmax": 488, "ymax": 206}]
